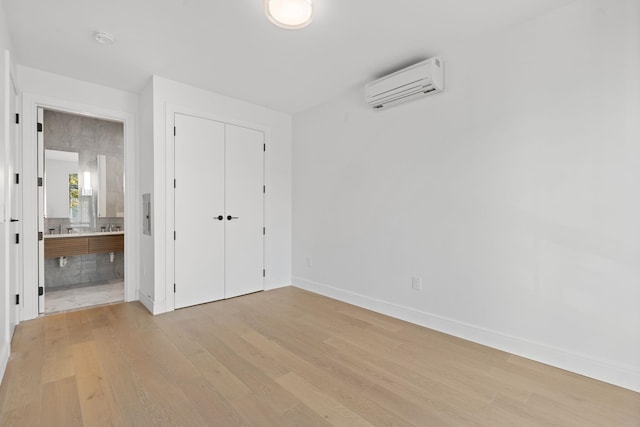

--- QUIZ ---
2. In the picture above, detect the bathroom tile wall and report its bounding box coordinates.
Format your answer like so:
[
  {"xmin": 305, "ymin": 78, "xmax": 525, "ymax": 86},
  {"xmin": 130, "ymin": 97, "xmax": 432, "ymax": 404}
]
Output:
[
  {"xmin": 43, "ymin": 109, "xmax": 125, "ymax": 233},
  {"xmin": 43, "ymin": 109, "xmax": 125, "ymax": 289},
  {"xmin": 45, "ymin": 252, "xmax": 125, "ymax": 289},
  {"xmin": 44, "ymin": 109, "xmax": 123, "ymax": 155}
]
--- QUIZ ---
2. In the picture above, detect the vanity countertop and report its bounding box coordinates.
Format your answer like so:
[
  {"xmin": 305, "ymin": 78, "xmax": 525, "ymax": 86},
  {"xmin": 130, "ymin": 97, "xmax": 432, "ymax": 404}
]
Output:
[{"xmin": 44, "ymin": 231, "xmax": 124, "ymax": 239}]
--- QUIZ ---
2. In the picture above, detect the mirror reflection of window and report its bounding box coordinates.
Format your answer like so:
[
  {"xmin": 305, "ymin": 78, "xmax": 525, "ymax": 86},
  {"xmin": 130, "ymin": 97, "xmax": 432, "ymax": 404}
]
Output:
[
  {"xmin": 69, "ymin": 173, "xmax": 79, "ymax": 221},
  {"xmin": 44, "ymin": 149, "xmax": 79, "ymax": 219}
]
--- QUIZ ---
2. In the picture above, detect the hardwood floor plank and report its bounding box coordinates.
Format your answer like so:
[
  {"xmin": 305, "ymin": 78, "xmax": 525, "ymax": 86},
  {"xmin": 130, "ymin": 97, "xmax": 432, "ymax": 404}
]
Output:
[
  {"xmin": 0, "ymin": 400, "xmax": 41, "ymax": 427},
  {"xmin": 276, "ymin": 372, "xmax": 375, "ymax": 427},
  {"xmin": 242, "ymin": 330, "xmax": 416, "ymax": 427},
  {"xmin": 179, "ymin": 377, "xmax": 246, "ymax": 426},
  {"xmin": 0, "ymin": 320, "xmax": 45, "ymax": 414},
  {"xmin": 72, "ymin": 340, "xmax": 124, "ymax": 426},
  {"xmin": 91, "ymin": 326, "xmax": 166, "ymax": 426},
  {"xmin": 41, "ymin": 376, "xmax": 83, "ymax": 427},
  {"xmin": 281, "ymin": 403, "xmax": 335, "ymax": 427},
  {"xmin": 0, "ymin": 286, "xmax": 638, "ymax": 426},
  {"xmin": 183, "ymin": 320, "xmax": 301, "ymax": 416},
  {"xmin": 66, "ymin": 309, "xmax": 94, "ymax": 345}
]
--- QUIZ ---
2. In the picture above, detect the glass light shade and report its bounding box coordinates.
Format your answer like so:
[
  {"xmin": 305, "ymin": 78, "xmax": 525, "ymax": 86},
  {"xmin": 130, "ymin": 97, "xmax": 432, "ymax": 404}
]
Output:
[
  {"xmin": 265, "ymin": 0, "xmax": 313, "ymax": 29},
  {"xmin": 83, "ymin": 171, "xmax": 91, "ymax": 190}
]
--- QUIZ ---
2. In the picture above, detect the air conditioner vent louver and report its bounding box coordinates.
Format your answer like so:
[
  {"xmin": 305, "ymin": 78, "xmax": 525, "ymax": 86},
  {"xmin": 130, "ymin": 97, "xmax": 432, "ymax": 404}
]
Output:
[{"xmin": 365, "ymin": 57, "xmax": 444, "ymax": 110}]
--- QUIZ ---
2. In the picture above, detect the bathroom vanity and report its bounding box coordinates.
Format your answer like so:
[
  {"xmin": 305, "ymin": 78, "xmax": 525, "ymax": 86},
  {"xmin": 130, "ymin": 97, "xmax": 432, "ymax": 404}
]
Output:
[{"xmin": 44, "ymin": 231, "xmax": 124, "ymax": 258}]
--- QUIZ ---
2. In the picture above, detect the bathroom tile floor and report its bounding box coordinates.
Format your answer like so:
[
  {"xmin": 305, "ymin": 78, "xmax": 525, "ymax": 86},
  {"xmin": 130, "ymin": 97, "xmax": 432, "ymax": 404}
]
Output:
[{"xmin": 45, "ymin": 280, "xmax": 124, "ymax": 314}]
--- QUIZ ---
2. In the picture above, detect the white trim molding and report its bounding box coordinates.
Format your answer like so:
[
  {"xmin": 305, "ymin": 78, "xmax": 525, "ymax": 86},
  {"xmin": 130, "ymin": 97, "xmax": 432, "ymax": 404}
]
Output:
[
  {"xmin": 20, "ymin": 93, "xmax": 140, "ymax": 320},
  {"xmin": 0, "ymin": 341, "xmax": 9, "ymax": 385},
  {"xmin": 138, "ymin": 291, "xmax": 165, "ymax": 315},
  {"xmin": 293, "ymin": 276, "xmax": 640, "ymax": 393},
  {"xmin": 162, "ymin": 104, "xmax": 272, "ymax": 313}
]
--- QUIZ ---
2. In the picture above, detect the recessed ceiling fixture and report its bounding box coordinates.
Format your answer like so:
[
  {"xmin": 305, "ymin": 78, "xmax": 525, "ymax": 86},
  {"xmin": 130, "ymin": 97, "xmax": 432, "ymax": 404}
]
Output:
[
  {"xmin": 94, "ymin": 31, "xmax": 115, "ymax": 45},
  {"xmin": 265, "ymin": 0, "xmax": 313, "ymax": 29}
]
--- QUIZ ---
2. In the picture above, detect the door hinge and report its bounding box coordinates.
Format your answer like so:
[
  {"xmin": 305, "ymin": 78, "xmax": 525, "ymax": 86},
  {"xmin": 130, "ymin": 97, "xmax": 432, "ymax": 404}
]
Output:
[
  {"xmin": 263, "ymin": 269, "xmax": 266, "ymax": 278},
  {"xmin": 38, "ymin": 177, "xmax": 43, "ymax": 187},
  {"xmin": 15, "ymin": 294, "xmax": 19, "ymax": 305},
  {"xmin": 38, "ymin": 231, "xmax": 43, "ymax": 241},
  {"xmin": 15, "ymin": 113, "xmax": 19, "ymax": 124},
  {"xmin": 263, "ymin": 143, "xmax": 266, "ymax": 152},
  {"xmin": 174, "ymin": 126, "xmax": 176, "ymax": 136},
  {"xmin": 263, "ymin": 185, "xmax": 266, "ymax": 194},
  {"xmin": 174, "ymin": 283, "xmax": 176, "ymax": 293},
  {"xmin": 263, "ymin": 227, "xmax": 265, "ymax": 236},
  {"xmin": 173, "ymin": 179, "xmax": 176, "ymax": 188},
  {"xmin": 174, "ymin": 231, "xmax": 176, "ymax": 240},
  {"xmin": 37, "ymin": 122, "xmax": 43, "ymax": 132},
  {"xmin": 15, "ymin": 173, "xmax": 19, "ymax": 184},
  {"xmin": 15, "ymin": 233, "xmax": 19, "ymax": 244},
  {"xmin": 38, "ymin": 286, "xmax": 44, "ymax": 296}
]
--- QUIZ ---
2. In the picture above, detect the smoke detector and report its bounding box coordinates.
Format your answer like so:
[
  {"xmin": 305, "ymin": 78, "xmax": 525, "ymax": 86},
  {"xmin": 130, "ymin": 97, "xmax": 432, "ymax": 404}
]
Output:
[{"xmin": 94, "ymin": 31, "xmax": 115, "ymax": 45}]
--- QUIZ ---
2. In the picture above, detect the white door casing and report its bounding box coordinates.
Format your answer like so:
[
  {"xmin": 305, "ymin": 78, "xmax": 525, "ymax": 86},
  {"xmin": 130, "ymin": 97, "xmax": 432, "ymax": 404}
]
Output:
[
  {"xmin": 36, "ymin": 107, "xmax": 44, "ymax": 314},
  {"xmin": 173, "ymin": 114, "xmax": 264, "ymax": 308},
  {"xmin": 19, "ymin": 94, "xmax": 138, "ymax": 322},
  {"xmin": 8, "ymin": 72, "xmax": 21, "ymax": 334}
]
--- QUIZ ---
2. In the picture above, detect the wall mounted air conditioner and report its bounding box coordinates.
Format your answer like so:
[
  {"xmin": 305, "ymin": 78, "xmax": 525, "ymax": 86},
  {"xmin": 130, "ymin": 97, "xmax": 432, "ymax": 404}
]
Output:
[{"xmin": 365, "ymin": 57, "xmax": 444, "ymax": 110}]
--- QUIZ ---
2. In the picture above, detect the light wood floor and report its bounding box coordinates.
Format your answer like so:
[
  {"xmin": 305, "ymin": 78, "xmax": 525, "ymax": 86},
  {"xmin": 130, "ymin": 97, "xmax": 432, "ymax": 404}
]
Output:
[{"xmin": 0, "ymin": 287, "xmax": 638, "ymax": 426}]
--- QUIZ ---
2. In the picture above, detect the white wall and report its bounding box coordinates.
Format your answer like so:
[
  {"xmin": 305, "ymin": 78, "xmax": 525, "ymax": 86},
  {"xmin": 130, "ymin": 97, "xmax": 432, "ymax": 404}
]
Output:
[
  {"xmin": 292, "ymin": 0, "xmax": 640, "ymax": 392},
  {"xmin": 138, "ymin": 79, "xmax": 155, "ymax": 309},
  {"xmin": 140, "ymin": 76, "xmax": 292, "ymax": 314},
  {"xmin": 18, "ymin": 66, "xmax": 140, "ymax": 319},
  {"xmin": 0, "ymin": 0, "xmax": 13, "ymax": 385}
]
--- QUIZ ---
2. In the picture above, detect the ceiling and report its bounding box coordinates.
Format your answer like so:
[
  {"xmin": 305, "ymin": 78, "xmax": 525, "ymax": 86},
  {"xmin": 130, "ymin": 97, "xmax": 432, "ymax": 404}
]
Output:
[{"xmin": 3, "ymin": 0, "xmax": 575, "ymax": 113}]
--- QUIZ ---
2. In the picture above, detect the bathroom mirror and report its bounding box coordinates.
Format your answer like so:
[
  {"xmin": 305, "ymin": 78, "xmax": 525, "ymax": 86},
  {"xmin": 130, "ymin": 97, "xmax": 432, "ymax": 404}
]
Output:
[
  {"xmin": 44, "ymin": 149, "xmax": 79, "ymax": 219},
  {"xmin": 97, "ymin": 154, "xmax": 125, "ymax": 218},
  {"xmin": 44, "ymin": 150, "xmax": 124, "ymax": 221}
]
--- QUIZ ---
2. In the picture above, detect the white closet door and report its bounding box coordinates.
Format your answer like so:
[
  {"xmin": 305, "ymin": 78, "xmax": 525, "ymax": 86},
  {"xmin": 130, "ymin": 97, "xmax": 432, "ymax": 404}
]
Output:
[
  {"xmin": 174, "ymin": 114, "xmax": 226, "ymax": 309},
  {"xmin": 224, "ymin": 124, "xmax": 264, "ymax": 299}
]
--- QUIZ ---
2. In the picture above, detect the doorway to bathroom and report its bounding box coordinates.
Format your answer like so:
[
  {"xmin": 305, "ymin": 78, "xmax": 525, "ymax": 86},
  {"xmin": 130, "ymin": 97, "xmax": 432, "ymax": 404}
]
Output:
[{"xmin": 37, "ymin": 108, "xmax": 126, "ymax": 314}]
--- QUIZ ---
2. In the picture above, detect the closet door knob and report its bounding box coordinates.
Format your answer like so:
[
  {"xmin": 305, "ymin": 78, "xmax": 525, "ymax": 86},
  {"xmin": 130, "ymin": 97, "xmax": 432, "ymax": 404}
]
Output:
[
  {"xmin": 227, "ymin": 215, "xmax": 239, "ymax": 221},
  {"xmin": 215, "ymin": 215, "xmax": 224, "ymax": 221}
]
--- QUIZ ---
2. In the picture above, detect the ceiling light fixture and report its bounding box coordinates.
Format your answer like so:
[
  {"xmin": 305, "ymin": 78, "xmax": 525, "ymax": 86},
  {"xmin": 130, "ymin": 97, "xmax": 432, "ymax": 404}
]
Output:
[
  {"xmin": 265, "ymin": 0, "xmax": 313, "ymax": 29},
  {"xmin": 94, "ymin": 31, "xmax": 115, "ymax": 45}
]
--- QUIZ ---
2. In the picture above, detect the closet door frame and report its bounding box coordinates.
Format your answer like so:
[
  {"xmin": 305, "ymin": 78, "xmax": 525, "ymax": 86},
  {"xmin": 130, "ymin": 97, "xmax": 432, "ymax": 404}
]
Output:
[{"xmin": 165, "ymin": 105, "xmax": 268, "ymax": 311}]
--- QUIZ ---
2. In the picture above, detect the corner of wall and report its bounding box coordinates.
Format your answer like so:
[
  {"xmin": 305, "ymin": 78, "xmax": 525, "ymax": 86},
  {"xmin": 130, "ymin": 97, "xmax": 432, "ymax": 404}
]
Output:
[
  {"xmin": 292, "ymin": 276, "xmax": 640, "ymax": 393},
  {"xmin": 0, "ymin": 339, "xmax": 8, "ymax": 385}
]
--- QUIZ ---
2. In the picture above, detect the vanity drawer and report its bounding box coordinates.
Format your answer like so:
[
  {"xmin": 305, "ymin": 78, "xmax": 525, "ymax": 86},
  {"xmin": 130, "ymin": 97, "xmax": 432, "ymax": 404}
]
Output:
[
  {"xmin": 44, "ymin": 237, "xmax": 89, "ymax": 258},
  {"xmin": 44, "ymin": 234, "xmax": 124, "ymax": 258},
  {"xmin": 88, "ymin": 234, "xmax": 124, "ymax": 254}
]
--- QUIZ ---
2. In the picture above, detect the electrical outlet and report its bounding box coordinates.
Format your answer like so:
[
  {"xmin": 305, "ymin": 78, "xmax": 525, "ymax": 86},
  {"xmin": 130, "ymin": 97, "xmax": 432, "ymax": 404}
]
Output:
[
  {"xmin": 411, "ymin": 276, "xmax": 422, "ymax": 291},
  {"xmin": 306, "ymin": 257, "xmax": 313, "ymax": 267}
]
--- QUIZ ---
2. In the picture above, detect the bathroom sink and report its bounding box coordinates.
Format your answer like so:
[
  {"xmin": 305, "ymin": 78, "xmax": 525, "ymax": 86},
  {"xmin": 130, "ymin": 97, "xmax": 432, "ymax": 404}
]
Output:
[{"xmin": 44, "ymin": 231, "xmax": 124, "ymax": 239}]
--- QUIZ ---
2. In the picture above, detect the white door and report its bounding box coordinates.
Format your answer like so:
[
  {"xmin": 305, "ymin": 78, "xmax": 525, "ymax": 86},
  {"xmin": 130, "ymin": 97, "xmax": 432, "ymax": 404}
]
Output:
[
  {"xmin": 174, "ymin": 114, "xmax": 226, "ymax": 309},
  {"xmin": 9, "ymin": 74, "xmax": 21, "ymax": 334},
  {"xmin": 224, "ymin": 124, "xmax": 265, "ymax": 298},
  {"xmin": 174, "ymin": 115, "xmax": 264, "ymax": 308},
  {"xmin": 37, "ymin": 107, "xmax": 45, "ymax": 314}
]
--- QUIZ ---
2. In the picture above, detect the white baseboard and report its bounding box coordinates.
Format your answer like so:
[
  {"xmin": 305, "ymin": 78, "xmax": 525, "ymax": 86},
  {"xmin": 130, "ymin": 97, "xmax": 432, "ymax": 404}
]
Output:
[
  {"xmin": 0, "ymin": 341, "xmax": 9, "ymax": 386},
  {"xmin": 138, "ymin": 291, "xmax": 165, "ymax": 315},
  {"xmin": 293, "ymin": 276, "xmax": 640, "ymax": 393}
]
